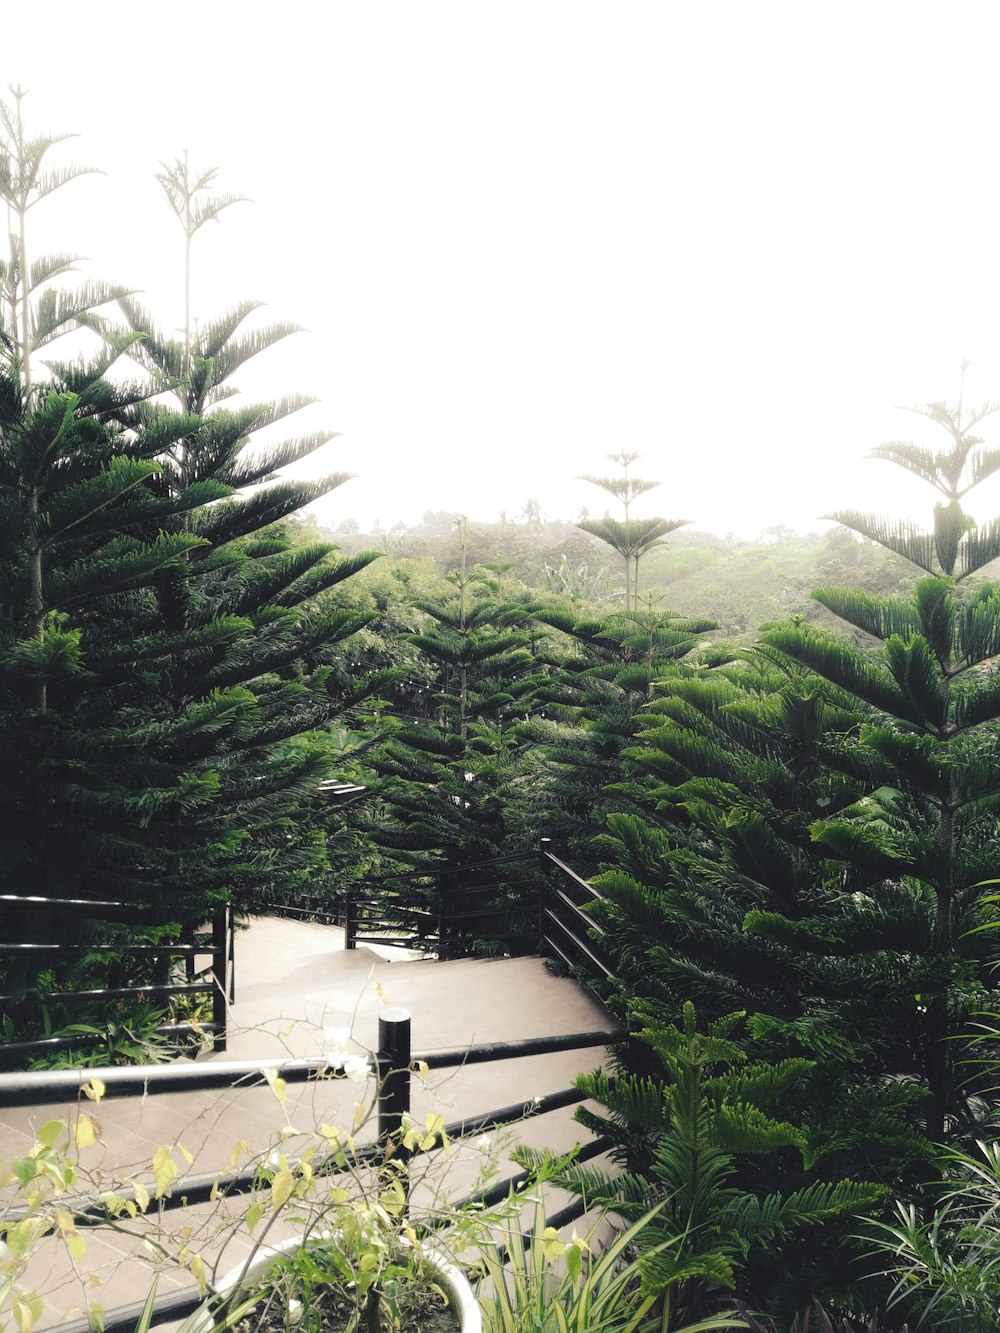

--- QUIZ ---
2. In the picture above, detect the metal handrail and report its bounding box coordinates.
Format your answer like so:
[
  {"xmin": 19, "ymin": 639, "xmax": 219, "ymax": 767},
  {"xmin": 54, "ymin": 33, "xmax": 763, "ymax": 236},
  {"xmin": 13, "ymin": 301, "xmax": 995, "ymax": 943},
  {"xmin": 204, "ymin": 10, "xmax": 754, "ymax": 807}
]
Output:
[
  {"xmin": 340, "ymin": 840, "xmax": 613, "ymax": 987},
  {"xmin": 539, "ymin": 847, "xmax": 606, "ymax": 902},
  {"xmin": 0, "ymin": 1054, "xmax": 331, "ymax": 1106},
  {"xmin": 0, "ymin": 915, "xmax": 623, "ymax": 1328},
  {"xmin": 432, "ymin": 849, "xmax": 539, "ymax": 877},
  {"xmin": 0, "ymin": 1008, "xmax": 625, "ymax": 1332},
  {"xmin": 419, "ymin": 1028, "xmax": 625, "ymax": 1071},
  {"xmin": 0, "ymin": 942, "xmax": 207, "ymax": 956},
  {"xmin": 0, "ymin": 1024, "xmax": 222, "ymax": 1062},
  {"xmin": 0, "ymin": 902, "xmax": 232, "ymax": 1056},
  {"xmin": 0, "ymin": 982, "xmax": 213, "ymax": 1005},
  {"xmin": 0, "ymin": 894, "xmax": 164, "ymax": 913}
]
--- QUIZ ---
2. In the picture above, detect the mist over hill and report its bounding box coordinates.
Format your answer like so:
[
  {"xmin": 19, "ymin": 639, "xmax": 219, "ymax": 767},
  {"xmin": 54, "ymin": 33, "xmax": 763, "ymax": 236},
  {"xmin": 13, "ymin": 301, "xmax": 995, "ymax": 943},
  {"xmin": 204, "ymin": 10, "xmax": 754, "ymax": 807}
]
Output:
[{"xmin": 294, "ymin": 508, "xmax": 918, "ymax": 643}]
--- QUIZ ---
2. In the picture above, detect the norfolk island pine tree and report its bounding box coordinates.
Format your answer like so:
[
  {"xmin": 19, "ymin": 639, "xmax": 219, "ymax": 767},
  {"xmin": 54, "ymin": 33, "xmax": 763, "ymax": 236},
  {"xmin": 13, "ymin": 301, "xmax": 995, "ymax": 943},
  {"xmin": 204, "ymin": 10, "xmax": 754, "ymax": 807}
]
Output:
[
  {"xmin": 591, "ymin": 387, "xmax": 1000, "ymax": 1138},
  {"xmin": 557, "ymin": 387, "xmax": 1000, "ymax": 1309},
  {"xmin": 0, "ymin": 93, "xmax": 378, "ymax": 994}
]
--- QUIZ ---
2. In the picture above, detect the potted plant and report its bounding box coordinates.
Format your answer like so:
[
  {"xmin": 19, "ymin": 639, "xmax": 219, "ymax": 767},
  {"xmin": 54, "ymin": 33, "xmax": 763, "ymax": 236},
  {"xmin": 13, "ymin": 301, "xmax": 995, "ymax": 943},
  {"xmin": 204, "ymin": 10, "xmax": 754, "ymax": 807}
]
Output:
[
  {"xmin": 176, "ymin": 1079, "xmax": 490, "ymax": 1333},
  {"xmin": 190, "ymin": 1227, "xmax": 480, "ymax": 1333},
  {"xmin": 3, "ymin": 1026, "xmax": 747, "ymax": 1333},
  {"xmin": 0, "ymin": 1041, "xmax": 489, "ymax": 1333}
]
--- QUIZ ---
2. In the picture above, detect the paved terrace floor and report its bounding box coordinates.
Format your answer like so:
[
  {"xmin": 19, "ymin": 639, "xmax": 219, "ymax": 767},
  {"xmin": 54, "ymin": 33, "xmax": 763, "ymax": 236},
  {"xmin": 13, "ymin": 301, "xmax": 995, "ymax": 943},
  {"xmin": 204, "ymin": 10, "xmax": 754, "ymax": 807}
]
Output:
[{"xmin": 0, "ymin": 916, "xmax": 621, "ymax": 1330}]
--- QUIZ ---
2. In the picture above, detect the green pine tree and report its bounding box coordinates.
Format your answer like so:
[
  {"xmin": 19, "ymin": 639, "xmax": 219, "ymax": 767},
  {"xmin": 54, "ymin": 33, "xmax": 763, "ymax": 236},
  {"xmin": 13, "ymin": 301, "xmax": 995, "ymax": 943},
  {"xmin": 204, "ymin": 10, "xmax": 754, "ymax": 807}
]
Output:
[
  {"xmin": 0, "ymin": 97, "xmax": 375, "ymax": 981},
  {"xmin": 592, "ymin": 384, "xmax": 1000, "ymax": 1151},
  {"xmin": 589, "ymin": 652, "xmax": 939, "ymax": 1196},
  {"xmin": 757, "ymin": 391, "xmax": 1000, "ymax": 1140},
  {"xmin": 370, "ymin": 522, "xmax": 550, "ymax": 871},
  {"xmin": 110, "ymin": 154, "xmax": 383, "ymax": 911},
  {"xmin": 519, "ymin": 1001, "xmax": 886, "ymax": 1326},
  {"xmin": 508, "ymin": 603, "xmax": 716, "ymax": 866},
  {"xmin": 577, "ymin": 451, "xmax": 689, "ymax": 610}
]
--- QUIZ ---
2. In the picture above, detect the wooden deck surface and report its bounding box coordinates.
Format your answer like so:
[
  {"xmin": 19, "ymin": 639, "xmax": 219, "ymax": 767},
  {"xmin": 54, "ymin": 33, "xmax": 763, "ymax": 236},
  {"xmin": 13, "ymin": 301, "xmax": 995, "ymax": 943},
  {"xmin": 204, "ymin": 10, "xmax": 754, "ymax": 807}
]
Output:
[{"xmin": 1, "ymin": 917, "xmax": 619, "ymax": 1330}]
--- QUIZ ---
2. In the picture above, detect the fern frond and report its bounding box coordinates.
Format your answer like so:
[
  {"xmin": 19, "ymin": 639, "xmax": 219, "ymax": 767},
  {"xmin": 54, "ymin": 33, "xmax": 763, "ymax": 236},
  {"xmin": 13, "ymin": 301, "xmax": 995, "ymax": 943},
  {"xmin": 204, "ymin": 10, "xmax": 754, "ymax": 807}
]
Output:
[
  {"xmin": 573, "ymin": 1070, "xmax": 666, "ymax": 1133},
  {"xmin": 728, "ymin": 1178, "xmax": 887, "ymax": 1243}
]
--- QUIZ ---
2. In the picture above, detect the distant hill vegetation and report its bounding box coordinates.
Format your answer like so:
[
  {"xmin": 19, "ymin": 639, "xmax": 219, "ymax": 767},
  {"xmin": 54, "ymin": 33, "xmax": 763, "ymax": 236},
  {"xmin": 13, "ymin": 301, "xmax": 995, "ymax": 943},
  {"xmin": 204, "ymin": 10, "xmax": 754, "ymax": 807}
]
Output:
[{"xmin": 295, "ymin": 509, "xmax": 918, "ymax": 642}]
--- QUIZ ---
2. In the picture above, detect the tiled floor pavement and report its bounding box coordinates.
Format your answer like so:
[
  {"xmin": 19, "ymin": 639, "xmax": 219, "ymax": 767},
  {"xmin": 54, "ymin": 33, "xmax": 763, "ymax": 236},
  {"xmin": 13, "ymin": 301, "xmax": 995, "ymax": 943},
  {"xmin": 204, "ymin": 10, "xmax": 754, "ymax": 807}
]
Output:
[{"xmin": 1, "ymin": 918, "xmax": 620, "ymax": 1329}]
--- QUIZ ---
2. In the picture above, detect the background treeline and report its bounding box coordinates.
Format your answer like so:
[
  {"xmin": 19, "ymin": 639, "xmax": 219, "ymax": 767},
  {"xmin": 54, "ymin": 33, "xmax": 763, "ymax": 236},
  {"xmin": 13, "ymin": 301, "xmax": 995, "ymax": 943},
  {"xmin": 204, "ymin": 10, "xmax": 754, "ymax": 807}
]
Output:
[{"xmin": 306, "ymin": 508, "xmax": 917, "ymax": 641}]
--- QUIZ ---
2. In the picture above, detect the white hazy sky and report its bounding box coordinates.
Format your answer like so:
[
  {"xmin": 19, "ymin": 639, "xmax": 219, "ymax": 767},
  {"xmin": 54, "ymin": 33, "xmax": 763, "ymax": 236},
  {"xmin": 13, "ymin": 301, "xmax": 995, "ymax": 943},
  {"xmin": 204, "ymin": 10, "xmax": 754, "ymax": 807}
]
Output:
[{"xmin": 7, "ymin": 2, "xmax": 1000, "ymax": 538}]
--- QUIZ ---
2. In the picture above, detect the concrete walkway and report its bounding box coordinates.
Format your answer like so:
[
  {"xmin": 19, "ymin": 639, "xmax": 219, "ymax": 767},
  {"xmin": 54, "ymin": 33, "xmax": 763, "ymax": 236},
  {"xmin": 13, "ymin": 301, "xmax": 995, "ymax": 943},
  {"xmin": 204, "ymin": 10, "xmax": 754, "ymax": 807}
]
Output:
[{"xmin": 0, "ymin": 917, "xmax": 621, "ymax": 1329}]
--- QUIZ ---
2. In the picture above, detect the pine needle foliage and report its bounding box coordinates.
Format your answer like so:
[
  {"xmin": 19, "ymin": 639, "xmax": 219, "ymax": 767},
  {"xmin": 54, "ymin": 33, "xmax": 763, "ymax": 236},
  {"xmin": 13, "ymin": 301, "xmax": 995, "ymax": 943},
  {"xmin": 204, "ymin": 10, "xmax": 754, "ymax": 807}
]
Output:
[
  {"xmin": 759, "ymin": 391, "xmax": 1000, "ymax": 1140},
  {"xmin": 364, "ymin": 529, "xmax": 551, "ymax": 884},
  {"xmin": 506, "ymin": 603, "xmax": 716, "ymax": 865},
  {"xmin": 588, "ymin": 383, "xmax": 1000, "ymax": 1178},
  {"xmin": 518, "ymin": 1002, "xmax": 886, "ymax": 1328}
]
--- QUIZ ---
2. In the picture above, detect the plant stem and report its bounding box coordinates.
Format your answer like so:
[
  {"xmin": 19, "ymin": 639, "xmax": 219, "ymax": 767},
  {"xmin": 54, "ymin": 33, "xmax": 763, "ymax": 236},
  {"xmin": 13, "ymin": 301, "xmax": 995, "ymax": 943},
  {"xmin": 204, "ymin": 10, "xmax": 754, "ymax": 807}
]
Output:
[{"xmin": 364, "ymin": 1283, "xmax": 382, "ymax": 1333}]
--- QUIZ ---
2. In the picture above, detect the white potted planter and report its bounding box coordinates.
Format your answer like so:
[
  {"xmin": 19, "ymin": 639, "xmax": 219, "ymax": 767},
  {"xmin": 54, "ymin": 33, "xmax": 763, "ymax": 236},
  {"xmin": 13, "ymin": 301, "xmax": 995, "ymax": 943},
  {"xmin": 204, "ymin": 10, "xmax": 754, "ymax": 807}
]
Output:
[{"xmin": 188, "ymin": 1231, "xmax": 482, "ymax": 1333}]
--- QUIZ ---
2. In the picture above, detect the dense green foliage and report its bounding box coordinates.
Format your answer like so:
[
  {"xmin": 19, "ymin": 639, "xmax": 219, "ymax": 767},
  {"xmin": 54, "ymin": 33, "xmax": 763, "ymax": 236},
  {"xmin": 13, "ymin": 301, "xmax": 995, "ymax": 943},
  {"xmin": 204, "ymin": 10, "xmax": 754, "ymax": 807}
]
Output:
[
  {"xmin": 554, "ymin": 398, "xmax": 1000, "ymax": 1323},
  {"xmin": 507, "ymin": 604, "xmax": 716, "ymax": 863},
  {"xmin": 521, "ymin": 1002, "xmax": 887, "ymax": 1327}
]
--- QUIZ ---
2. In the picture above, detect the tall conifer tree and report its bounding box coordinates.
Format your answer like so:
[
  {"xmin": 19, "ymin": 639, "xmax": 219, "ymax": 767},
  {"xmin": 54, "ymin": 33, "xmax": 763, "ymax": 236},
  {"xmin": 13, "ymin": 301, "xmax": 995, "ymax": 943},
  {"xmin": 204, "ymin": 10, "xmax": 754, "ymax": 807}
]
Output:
[
  {"xmin": 0, "ymin": 98, "xmax": 374, "ymax": 934},
  {"xmin": 509, "ymin": 604, "xmax": 716, "ymax": 864},
  {"xmin": 577, "ymin": 451, "xmax": 688, "ymax": 610},
  {"xmin": 762, "ymin": 392, "xmax": 1000, "ymax": 1139},
  {"xmin": 593, "ymin": 385, "xmax": 1000, "ymax": 1151},
  {"xmin": 369, "ymin": 521, "xmax": 549, "ymax": 872}
]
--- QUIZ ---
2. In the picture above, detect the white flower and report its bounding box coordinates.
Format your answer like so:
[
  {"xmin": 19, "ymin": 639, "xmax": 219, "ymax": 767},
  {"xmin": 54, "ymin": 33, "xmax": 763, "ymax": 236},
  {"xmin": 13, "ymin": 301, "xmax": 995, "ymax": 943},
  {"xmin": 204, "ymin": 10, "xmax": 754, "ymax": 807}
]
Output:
[
  {"xmin": 323, "ymin": 1025, "xmax": 352, "ymax": 1067},
  {"xmin": 343, "ymin": 1053, "xmax": 371, "ymax": 1083},
  {"xmin": 475, "ymin": 1134, "xmax": 491, "ymax": 1152}
]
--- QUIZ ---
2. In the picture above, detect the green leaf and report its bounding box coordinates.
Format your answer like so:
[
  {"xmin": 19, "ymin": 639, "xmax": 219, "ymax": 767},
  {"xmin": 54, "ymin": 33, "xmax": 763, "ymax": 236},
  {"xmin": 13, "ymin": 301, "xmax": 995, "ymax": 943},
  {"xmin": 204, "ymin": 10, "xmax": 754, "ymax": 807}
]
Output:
[{"xmin": 36, "ymin": 1119, "xmax": 65, "ymax": 1148}]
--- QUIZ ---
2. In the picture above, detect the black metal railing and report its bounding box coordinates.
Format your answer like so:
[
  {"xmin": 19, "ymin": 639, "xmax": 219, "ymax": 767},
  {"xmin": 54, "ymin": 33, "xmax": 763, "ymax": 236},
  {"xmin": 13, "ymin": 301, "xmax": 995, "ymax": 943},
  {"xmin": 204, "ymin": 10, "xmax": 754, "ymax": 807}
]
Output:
[
  {"xmin": 0, "ymin": 844, "xmax": 621, "ymax": 1327},
  {"xmin": 340, "ymin": 840, "xmax": 616, "ymax": 986},
  {"xmin": 0, "ymin": 897, "xmax": 233, "ymax": 1060},
  {"xmin": 537, "ymin": 841, "xmax": 616, "ymax": 982},
  {"xmin": 0, "ymin": 1005, "xmax": 627, "ymax": 1332},
  {"xmin": 264, "ymin": 890, "xmax": 349, "ymax": 929}
]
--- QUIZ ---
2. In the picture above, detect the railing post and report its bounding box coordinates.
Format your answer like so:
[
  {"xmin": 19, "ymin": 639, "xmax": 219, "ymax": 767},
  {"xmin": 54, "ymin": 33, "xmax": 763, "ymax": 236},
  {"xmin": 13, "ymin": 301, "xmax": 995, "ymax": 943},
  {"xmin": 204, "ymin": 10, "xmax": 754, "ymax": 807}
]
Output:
[
  {"xmin": 538, "ymin": 838, "xmax": 554, "ymax": 955},
  {"xmin": 211, "ymin": 903, "xmax": 230, "ymax": 1053},
  {"xmin": 183, "ymin": 921, "xmax": 196, "ymax": 983},
  {"xmin": 152, "ymin": 919, "xmax": 171, "ymax": 989},
  {"xmin": 344, "ymin": 894, "xmax": 356, "ymax": 949},
  {"xmin": 377, "ymin": 1006, "xmax": 411, "ymax": 1149},
  {"xmin": 438, "ymin": 858, "xmax": 452, "ymax": 961},
  {"xmin": 228, "ymin": 909, "xmax": 236, "ymax": 1003}
]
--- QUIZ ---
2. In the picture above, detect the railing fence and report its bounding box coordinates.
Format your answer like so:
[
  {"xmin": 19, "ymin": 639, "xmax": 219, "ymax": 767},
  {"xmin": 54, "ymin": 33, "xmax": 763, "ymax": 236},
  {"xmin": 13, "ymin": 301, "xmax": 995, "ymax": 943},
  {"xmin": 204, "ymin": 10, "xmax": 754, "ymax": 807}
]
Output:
[
  {"xmin": 341, "ymin": 839, "xmax": 616, "ymax": 985},
  {"xmin": 0, "ymin": 843, "xmax": 622, "ymax": 1329},
  {"xmin": 0, "ymin": 897, "xmax": 233, "ymax": 1061},
  {"xmin": 0, "ymin": 1005, "xmax": 627, "ymax": 1332}
]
